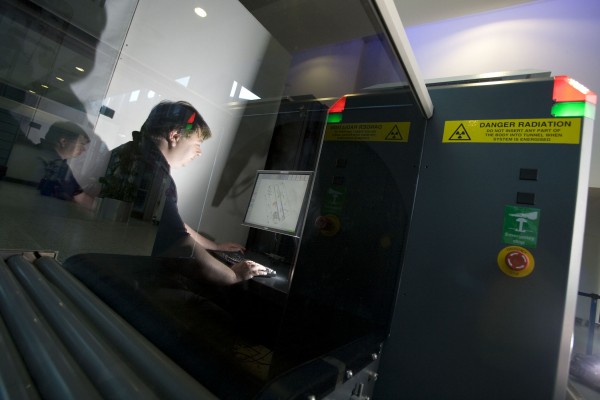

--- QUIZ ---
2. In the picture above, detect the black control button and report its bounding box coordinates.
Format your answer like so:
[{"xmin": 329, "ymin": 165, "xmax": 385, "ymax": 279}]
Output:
[
  {"xmin": 519, "ymin": 168, "xmax": 538, "ymax": 181},
  {"xmin": 516, "ymin": 192, "xmax": 536, "ymax": 205}
]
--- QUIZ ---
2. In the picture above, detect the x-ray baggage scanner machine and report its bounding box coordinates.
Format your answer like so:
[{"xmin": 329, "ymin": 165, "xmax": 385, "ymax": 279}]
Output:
[
  {"xmin": 266, "ymin": 72, "xmax": 596, "ymax": 399},
  {"xmin": 20, "ymin": 72, "xmax": 596, "ymax": 400}
]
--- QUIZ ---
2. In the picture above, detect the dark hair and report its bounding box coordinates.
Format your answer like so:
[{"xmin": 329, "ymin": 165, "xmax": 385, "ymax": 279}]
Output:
[
  {"xmin": 140, "ymin": 100, "xmax": 212, "ymax": 142},
  {"xmin": 44, "ymin": 121, "xmax": 90, "ymax": 145}
]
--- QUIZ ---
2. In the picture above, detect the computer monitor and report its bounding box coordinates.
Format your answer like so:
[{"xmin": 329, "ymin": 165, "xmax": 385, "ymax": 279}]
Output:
[{"xmin": 243, "ymin": 170, "xmax": 313, "ymax": 237}]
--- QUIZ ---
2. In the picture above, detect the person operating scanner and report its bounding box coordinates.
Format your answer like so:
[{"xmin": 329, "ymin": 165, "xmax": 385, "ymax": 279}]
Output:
[{"xmin": 110, "ymin": 100, "xmax": 269, "ymax": 283}]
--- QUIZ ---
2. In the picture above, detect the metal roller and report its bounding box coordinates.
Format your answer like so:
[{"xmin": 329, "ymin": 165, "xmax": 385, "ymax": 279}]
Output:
[
  {"xmin": 33, "ymin": 255, "xmax": 217, "ymax": 400},
  {"xmin": 0, "ymin": 258, "xmax": 102, "ymax": 400},
  {"xmin": 7, "ymin": 255, "xmax": 160, "ymax": 400},
  {"xmin": 0, "ymin": 313, "xmax": 41, "ymax": 400}
]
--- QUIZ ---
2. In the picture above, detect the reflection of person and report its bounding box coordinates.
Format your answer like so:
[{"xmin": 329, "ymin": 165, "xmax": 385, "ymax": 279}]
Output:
[
  {"xmin": 0, "ymin": 1, "xmax": 110, "ymax": 196},
  {"xmin": 36, "ymin": 121, "xmax": 95, "ymax": 208},
  {"xmin": 115, "ymin": 100, "xmax": 267, "ymax": 284}
]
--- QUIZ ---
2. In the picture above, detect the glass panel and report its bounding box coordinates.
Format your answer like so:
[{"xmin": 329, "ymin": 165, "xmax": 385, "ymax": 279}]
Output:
[
  {"xmin": 1, "ymin": 0, "xmax": 418, "ymax": 262},
  {"xmin": 0, "ymin": 0, "xmax": 423, "ymax": 397},
  {"xmin": 0, "ymin": 0, "xmax": 138, "ymax": 257}
]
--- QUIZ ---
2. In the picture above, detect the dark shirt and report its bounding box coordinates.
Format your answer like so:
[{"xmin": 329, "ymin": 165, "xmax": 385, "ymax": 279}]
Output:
[
  {"xmin": 145, "ymin": 141, "xmax": 189, "ymax": 256},
  {"xmin": 108, "ymin": 137, "xmax": 189, "ymax": 256},
  {"xmin": 36, "ymin": 141, "xmax": 83, "ymax": 200},
  {"xmin": 152, "ymin": 172, "xmax": 189, "ymax": 256}
]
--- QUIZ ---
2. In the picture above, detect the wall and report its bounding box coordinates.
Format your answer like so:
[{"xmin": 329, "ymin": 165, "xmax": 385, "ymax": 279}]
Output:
[{"xmin": 580, "ymin": 190, "xmax": 600, "ymax": 317}]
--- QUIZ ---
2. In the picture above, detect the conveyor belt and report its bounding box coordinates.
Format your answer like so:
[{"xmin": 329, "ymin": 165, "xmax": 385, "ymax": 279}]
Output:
[{"xmin": 0, "ymin": 252, "xmax": 217, "ymax": 400}]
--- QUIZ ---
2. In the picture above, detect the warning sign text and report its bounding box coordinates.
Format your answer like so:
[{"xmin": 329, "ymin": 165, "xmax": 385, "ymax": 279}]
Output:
[
  {"xmin": 325, "ymin": 122, "xmax": 410, "ymax": 142},
  {"xmin": 443, "ymin": 118, "xmax": 581, "ymax": 144}
]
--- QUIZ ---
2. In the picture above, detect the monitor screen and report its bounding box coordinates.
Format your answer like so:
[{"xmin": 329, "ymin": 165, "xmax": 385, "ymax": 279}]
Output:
[{"xmin": 243, "ymin": 170, "xmax": 313, "ymax": 237}]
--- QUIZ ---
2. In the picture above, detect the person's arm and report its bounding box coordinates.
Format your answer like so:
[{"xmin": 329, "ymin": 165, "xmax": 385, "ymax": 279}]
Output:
[
  {"xmin": 165, "ymin": 235, "xmax": 266, "ymax": 285},
  {"xmin": 184, "ymin": 223, "xmax": 246, "ymax": 252},
  {"xmin": 73, "ymin": 191, "xmax": 96, "ymax": 210}
]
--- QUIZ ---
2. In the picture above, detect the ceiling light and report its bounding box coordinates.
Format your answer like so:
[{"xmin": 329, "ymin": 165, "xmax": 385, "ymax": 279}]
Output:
[
  {"xmin": 194, "ymin": 7, "xmax": 207, "ymax": 17},
  {"xmin": 56, "ymin": 76, "xmax": 64, "ymax": 82},
  {"xmin": 75, "ymin": 66, "xmax": 85, "ymax": 72}
]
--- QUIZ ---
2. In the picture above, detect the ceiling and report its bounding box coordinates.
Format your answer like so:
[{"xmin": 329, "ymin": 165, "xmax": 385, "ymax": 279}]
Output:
[
  {"xmin": 238, "ymin": 0, "xmax": 539, "ymax": 52},
  {"xmin": 393, "ymin": 0, "xmax": 538, "ymax": 27}
]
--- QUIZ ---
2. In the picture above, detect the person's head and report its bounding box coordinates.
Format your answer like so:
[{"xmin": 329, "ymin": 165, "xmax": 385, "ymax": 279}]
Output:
[
  {"xmin": 44, "ymin": 121, "xmax": 90, "ymax": 159},
  {"xmin": 140, "ymin": 100, "xmax": 211, "ymax": 167}
]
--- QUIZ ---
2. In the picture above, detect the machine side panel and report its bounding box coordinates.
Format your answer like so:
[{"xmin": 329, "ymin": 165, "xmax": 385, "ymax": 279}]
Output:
[
  {"xmin": 272, "ymin": 89, "xmax": 426, "ymax": 375},
  {"xmin": 376, "ymin": 78, "xmax": 584, "ymax": 399}
]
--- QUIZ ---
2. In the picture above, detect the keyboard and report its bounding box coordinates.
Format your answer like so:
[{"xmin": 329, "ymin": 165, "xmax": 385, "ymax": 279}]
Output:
[
  {"xmin": 211, "ymin": 250, "xmax": 245, "ymax": 265},
  {"xmin": 209, "ymin": 250, "xmax": 276, "ymax": 277}
]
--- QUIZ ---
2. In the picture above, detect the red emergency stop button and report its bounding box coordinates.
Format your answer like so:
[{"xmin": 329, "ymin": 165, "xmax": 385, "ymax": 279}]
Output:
[
  {"xmin": 497, "ymin": 246, "xmax": 535, "ymax": 278},
  {"xmin": 315, "ymin": 214, "xmax": 340, "ymax": 236},
  {"xmin": 505, "ymin": 251, "xmax": 529, "ymax": 271}
]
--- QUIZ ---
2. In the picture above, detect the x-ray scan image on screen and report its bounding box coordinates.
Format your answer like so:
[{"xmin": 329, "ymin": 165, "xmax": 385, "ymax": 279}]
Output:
[{"xmin": 243, "ymin": 170, "xmax": 313, "ymax": 237}]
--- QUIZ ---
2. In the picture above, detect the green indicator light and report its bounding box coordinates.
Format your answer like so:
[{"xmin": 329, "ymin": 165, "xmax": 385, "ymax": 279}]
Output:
[
  {"xmin": 552, "ymin": 102, "xmax": 596, "ymax": 119},
  {"xmin": 327, "ymin": 113, "xmax": 343, "ymax": 123}
]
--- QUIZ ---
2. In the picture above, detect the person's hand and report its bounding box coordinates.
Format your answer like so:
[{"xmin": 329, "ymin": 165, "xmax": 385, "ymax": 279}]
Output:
[
  {"xmin": 230, "ymin": 260, "xmax": 267, "ymax": 281},
  {"xmin": 216, "ymin": 242, "xmax": 246, "ymax": 253}
]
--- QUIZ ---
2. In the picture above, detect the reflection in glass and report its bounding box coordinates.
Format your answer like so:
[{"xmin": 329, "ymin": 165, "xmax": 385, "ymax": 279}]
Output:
[{"xmin": 0, "ymin": 1, "xmax": 421, "ymax": 398}]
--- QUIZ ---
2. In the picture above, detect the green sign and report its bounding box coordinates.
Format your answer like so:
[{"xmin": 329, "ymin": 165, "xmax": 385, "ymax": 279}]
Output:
[
  {"xmin": 502, "ymin": 205, "xmax": 541, "ymax": 248},
  {"xmin": 322, "ymin": 185, "xmax": 346, "ymax": 215}
]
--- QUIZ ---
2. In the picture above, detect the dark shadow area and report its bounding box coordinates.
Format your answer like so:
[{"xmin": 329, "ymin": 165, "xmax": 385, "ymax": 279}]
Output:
[{"xmin": 63, "ymin": 253, "xmax": 273, "ymax": 399}]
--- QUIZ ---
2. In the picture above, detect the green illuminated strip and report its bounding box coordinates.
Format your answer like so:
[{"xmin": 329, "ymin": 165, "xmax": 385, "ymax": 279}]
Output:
[
  {"xmin": 552, "ymin": 102, "xmax": 596, "ymax": 119},
  {"xmin": 327, "ymin": 113, "xmax": 342, "ymax": 123}
]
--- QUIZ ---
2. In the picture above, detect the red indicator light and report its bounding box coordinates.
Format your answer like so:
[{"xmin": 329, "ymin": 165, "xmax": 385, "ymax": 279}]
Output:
[
  {"xmin": 329, "ymin": 96, "xmax": 347, "ymax": 114},
  {"xmin": 553, "ymin": 76, "xmax": 597, "ymax": 104}
]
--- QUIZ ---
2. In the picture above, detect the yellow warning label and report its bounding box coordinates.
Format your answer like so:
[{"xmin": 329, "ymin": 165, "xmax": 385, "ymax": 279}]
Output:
[
  {"xmin": 325, "ymin": 122, "xmax": 410, "ymax": 142},
  {"xmin": 443, "ymin": 118, "xmax": 581, "ymax": 144}
]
